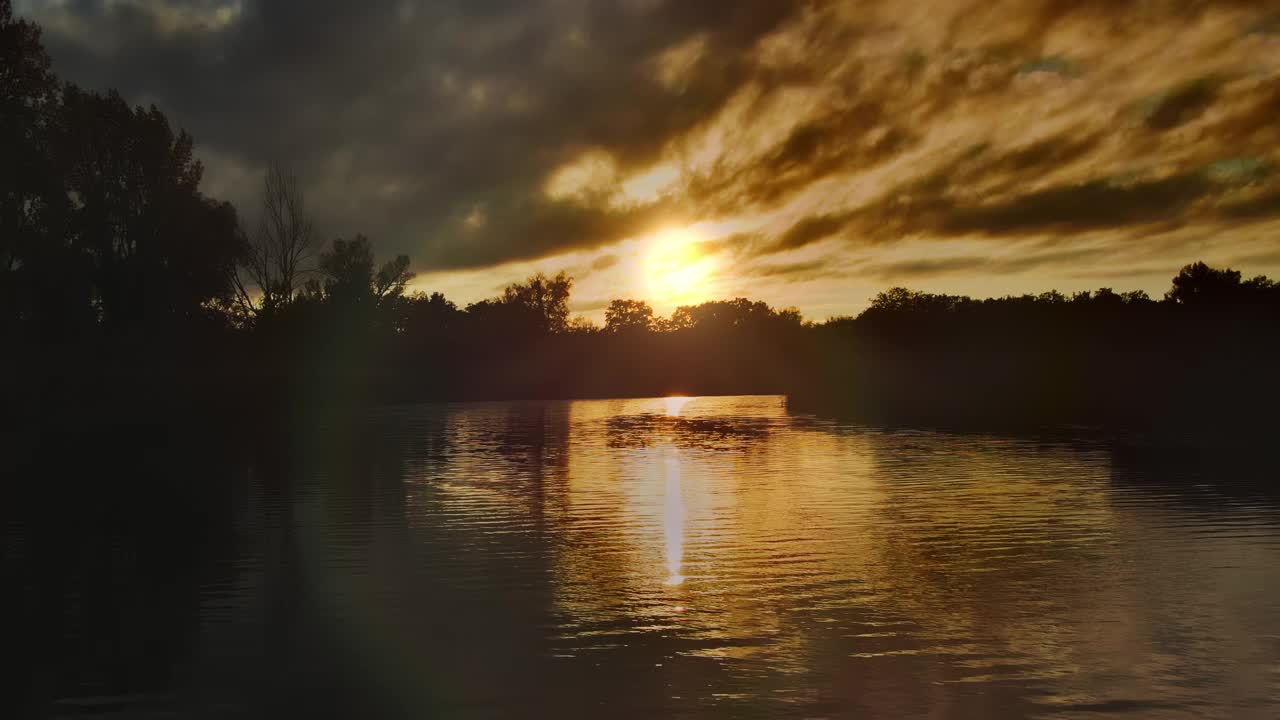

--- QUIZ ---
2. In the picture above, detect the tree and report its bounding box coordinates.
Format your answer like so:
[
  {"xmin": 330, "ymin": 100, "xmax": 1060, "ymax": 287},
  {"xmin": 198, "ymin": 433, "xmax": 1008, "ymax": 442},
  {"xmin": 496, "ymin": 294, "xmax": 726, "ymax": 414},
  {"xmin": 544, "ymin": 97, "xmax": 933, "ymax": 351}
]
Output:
[
  {"xmin": 318, "ymin": 235, "xmax": 375, "ymax": 305},
  {"xmin": 668, "ymin": 298, "xmax": 779, "ymax": 331},
  {"xmin": 56, "ymin": 86, "xmax": 241, "ymax": 330},
  {"xmin": 1, "ymin": 0, "xmax": 68, "ymax": 331},
  {"xmin": 317, "ymin": 234, "xmax": 412, "ymax": 308},
  {"xmin": 0, "ymin": 0, "xmax": 58, "ymax": 269},
  {"xmin": 1166, "ymin": 261, "xmax": 1243, "ymax": 305},
  {"xmin": 501, "ymin": 271, "xmax": 572, "ymax": 333},
  {"xmin": 1167, "ymin": 263, "xmax": 1280, "ymax": 307},
  {"xmin": 604, "ymin": 299, "xmax": 655, "ymax": 333},
  {"xmin": 401, "ymin": 290, "xmax": 462, "ymax": 337},
  {"xmin": 464, "ymin": 297, "xmax": 545, "ymax": 339},
  {"xmin": 374, "ymin": 254, "xmax": 413, "ymax": 301},
  {"xmin": 865, "ymin": 287, "xmax": 965, "ymax": 315},
  {"xmin": 566, "ymin": 315, "xmax": 600, "ymax": 334},
  {"xmin": 233, "ymin": 163, "xmax": 319, "ymax": 319}
]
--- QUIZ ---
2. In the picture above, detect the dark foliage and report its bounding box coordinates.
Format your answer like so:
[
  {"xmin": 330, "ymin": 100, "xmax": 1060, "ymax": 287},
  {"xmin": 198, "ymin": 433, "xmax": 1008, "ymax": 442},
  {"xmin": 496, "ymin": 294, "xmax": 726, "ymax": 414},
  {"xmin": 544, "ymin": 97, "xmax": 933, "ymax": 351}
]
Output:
[
  {"xmin": 793, "ymin": 270, "xmax": 1279, "ymax": 447},
  {"xmin": 3, "ymin": 7, "xmax": 1277, "ymax": 451},
  {"xmin": 2, "ymin": 4, "xmax": 240, "ymax": 339}
]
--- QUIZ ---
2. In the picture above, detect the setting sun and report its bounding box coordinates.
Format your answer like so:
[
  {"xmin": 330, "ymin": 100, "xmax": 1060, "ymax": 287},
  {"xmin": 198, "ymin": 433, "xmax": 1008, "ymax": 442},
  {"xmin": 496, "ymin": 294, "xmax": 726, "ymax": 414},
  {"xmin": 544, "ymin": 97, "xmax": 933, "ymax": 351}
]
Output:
[{"xmin": 644, "ymin": 228, "xmax": 716, "ymax": 307}]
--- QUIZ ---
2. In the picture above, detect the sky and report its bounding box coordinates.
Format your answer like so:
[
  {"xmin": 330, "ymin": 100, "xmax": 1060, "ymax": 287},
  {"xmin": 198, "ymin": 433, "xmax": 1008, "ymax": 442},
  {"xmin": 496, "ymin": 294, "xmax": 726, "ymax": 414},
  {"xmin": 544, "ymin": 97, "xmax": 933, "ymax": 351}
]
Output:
[{"xmin": 18, "ymin": 0, "xmax": 1280, "ymax": 320}]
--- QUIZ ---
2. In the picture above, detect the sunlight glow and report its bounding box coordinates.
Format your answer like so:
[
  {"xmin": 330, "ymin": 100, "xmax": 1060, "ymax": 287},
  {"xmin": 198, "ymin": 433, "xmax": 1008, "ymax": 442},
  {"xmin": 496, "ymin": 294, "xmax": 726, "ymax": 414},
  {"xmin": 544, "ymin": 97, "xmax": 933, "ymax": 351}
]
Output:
[
  {"xmin": 663, "ymin": 395, "xmax": 693, "ymax": 417},
  {"xmin": 543, "ymin": 149, "xmax": 617, "ymax": 203},
  {"xmin": 645, "ymin": 228, "xmax": 716, "ymax": 307},
  {"xmin": 621, "ymin": 164, "xmax": 679, "ymax": 204}
]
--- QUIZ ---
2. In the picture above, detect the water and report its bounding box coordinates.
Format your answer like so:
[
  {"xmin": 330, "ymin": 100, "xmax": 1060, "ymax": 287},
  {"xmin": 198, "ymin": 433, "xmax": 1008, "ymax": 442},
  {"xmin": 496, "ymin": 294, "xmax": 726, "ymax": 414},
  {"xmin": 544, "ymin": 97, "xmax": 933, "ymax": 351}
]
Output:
[{"xmin": 10, "ymin": 395, "xmax": 1280, "ymax": 718}]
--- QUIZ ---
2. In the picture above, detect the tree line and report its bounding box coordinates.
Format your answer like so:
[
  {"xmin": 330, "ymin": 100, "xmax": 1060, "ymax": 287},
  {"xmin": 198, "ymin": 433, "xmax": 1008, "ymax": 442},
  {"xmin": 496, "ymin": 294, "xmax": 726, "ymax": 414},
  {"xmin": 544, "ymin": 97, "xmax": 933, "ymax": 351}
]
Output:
[{"xmin": 4, "ymin": 3, "xmax": 1278, "ymax": 444}]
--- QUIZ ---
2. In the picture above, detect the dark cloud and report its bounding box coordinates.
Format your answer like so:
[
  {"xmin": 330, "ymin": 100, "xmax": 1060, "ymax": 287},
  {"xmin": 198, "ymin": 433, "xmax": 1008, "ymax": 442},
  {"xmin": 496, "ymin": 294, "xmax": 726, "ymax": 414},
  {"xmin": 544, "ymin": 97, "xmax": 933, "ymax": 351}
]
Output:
[
  {"xmin": 1205, "ymin": 77, "xmax": 1280, "ymax": 146},
  {"xmin": 1216, "ymin": 188, "xmax": 1280, "ymax": 220},
  {"xmin": 590, "ymin": 253, "xmax": 619, "ymax": 271},
  {"xmin": 686, "ymin": 101, "xmax": 914, "ymax": 216},
  {"xmin": 860, "ymin": 247, "xmax": 1113, "ymax": 282},
  {"xmin": 21, "ymin": 0, "xmax": 1280, "ymax": 286},
  {"xmin": 862, "ymin": 256, "xmax": 990, "ymax": 280},
  {"xmin": 759, "ymin": 138, "xmax": 1279, "ymax": 255},
  {"xmin": 28, "ymin": 0, "xmax": 812, "ymax": 269},
  {"xmin": 942, "ymin": 173, "xmax": 1209, "ymax": 235},
  {"xmin": 764, "ymin": 212, "xmax": 856, "ymax": 254},
  {"xmin": 430, "ymin": 198, "xmax": 672, "ymax": 268},
  {"xmin": 1141, "ymin": 76, "xmax": 1221, "ymax": 131},
  {"xmin": 746, "ymin": 259, "xmax": 851, "ymax": 282}
]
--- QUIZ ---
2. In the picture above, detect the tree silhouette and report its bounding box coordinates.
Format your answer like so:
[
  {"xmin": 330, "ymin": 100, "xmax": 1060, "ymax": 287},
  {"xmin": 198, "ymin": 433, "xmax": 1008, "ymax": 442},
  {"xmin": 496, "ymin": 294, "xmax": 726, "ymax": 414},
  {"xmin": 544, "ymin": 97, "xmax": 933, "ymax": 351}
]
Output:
[
  {"xmin": 1166, "ymin": 262, "xmax": 1244, "ymax": 305},
  {"xmin": 400, "ymin": 291, "xmax": 462, "ymax": 337},
  {"xmin": 668, "ymin": 298, "xmax": 800, "ymax": 332},
  {"xmin": 500, "ymin": 271, "xmax": 572, "ymax": 334},
  {"xmin": 5, "ymin": 4, "xmax": 1279, "ymax": 445},
  {"xmin": 1165, "ymin": 261, "xmax": 1279, "ymax": 306},
  {"xmin": 233, "ymin": 164, "xmax": 319, "ymax": 320},
  {"xmin": 374, "ymin": 254, "xmax": 413, "ymax": 302},
  {"xmin": 318, "ymin": 235, "xmax": 376, "ymax": 306},
  {"xmin": 314, "ymin": 234, "xmax": 413, "ymax": 309},
  {"xmin": 0, "ymin": 0, "xmax": 58, "ymax": 275},
  {"xmin": 56, "ymin": 86, "xmax": 241, "ymax": 330},
  {"xmin": 464, "ymin": 296, "xmax": 546, "ymax": 341},
  {"xmin": 566, "ymin": 315, "xmax": 601, "ymax": 334},
  {"xmin": 604, "ymin": 299, "xmax": 655, "ymax": 333},
  {"xmin": 2, "ymin": 2, "xmax": 75, "ymax": 334}
]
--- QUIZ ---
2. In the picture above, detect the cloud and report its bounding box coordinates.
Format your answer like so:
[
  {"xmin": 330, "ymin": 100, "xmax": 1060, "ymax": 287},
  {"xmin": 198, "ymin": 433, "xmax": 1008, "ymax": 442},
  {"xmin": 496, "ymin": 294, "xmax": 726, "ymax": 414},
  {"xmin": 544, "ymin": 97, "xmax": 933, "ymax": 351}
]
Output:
[
  {"xmin": 746, "ymin": 258, "xmax": 851, "ymax": 282},
  {"xmin": 1233, "ymin": 248, "xmax": 1280, "ymax": 266},
  {"xmin": 26, "ymin": 0, "xmax": 808, "ymax": 270},
  {"xmin": 860, "ymin": 247, "xmax": 1115, "ymax": 282},
  {"xmin": 1141, "ymin": 76, "xmax": 1221, "ymax": 131},
  {"xmin": 590, "ymin": 253, "xmax": 620, "ymax": 271},
  {"xmin": 20, "ymin": 0, "xmax": 1280, "ymax": 290},
  {"xmin": 766, "ymin": 213, "xmax": 855, "ymax": 254},
  {"xmin": 941, "ymin": 173, "xmax": 1210, "ymax": 235}
]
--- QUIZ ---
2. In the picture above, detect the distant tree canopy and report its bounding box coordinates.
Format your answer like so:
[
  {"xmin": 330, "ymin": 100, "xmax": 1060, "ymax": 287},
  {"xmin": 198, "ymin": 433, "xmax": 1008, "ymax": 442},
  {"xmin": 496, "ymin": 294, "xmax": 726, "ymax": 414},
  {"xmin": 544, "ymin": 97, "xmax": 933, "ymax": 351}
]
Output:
[
  {"xmin": 500, "ymin": 271, "xmax": 572, "ymax": 334},
  {"xmin": 5, "ymin": 0, "xmax": 1280, "ymax": 436},
  {"xmin": 605, "ymin": 299, "xmax": 655, "ymax": 333},
  {"xmin": 1166, "ymin": 261, "xmax": 1279, "ymax": 306},
  {"xmin": 315, "ymin": 235, "xmax": 412, "ymax": 307},
  {"xmin": 667, "ymin": 298, "xmax": 803, "ymax": 333},
  {"xmin": 6, "ymin": 3, "xmax": 1280, "ymax": 444},
  {"xmin": 399, "ymin": 291, "xmax": 462, "ymax": 339},
  {"xmin": 861, "ymin": 285, "xmax": 1155, "ymax": 319}
]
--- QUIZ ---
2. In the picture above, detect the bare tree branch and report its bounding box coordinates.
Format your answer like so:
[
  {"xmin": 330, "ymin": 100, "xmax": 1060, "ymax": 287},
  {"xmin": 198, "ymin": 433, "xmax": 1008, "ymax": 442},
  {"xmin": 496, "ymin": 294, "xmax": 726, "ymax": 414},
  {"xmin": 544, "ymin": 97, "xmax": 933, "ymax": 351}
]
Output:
[{"xmin": 234, "ymin": 163, "xmax": 319, "ymax": 320}]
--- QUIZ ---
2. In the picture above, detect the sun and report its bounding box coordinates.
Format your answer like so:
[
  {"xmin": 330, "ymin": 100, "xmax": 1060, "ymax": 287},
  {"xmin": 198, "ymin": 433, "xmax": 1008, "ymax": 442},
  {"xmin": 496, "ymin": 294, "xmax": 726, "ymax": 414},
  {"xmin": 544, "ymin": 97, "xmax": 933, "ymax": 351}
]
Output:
[{"xmin": 644, "ymin": 227, "xmax": 715, "ymax": 306}]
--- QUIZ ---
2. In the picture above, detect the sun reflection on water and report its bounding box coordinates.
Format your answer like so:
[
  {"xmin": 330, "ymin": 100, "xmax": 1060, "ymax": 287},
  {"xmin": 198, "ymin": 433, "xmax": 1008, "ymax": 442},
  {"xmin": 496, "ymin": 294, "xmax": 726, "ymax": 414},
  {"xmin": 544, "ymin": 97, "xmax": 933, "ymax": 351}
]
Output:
[
  {"xmin": 663, "ymin": 448, "xmax": 686, "ymax": 586},
  {"xmin": 662, "ymin": 395, "xmax": 692, "ymax": 417},
  {"xmin": 378, "ymin": 395, "xmax": 1278, "ymax": 717}
]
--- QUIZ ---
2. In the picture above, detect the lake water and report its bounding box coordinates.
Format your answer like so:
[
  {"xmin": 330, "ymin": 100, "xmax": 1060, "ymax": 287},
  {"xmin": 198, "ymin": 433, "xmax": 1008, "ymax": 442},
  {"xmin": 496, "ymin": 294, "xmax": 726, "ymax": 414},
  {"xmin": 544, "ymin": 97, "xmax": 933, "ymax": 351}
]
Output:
[{"xmin": 11, "ymin": 395, "xmax": 1280, "ymax": 718}]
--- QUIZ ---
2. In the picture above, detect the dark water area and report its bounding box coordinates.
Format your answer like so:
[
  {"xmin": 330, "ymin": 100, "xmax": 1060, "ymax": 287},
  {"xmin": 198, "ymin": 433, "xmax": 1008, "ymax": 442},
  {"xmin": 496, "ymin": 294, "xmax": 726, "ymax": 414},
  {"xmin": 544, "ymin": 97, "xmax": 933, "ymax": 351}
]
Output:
[{"xmin": 6, "ymin": 396, "xmax": 1280, "ymax": 718}]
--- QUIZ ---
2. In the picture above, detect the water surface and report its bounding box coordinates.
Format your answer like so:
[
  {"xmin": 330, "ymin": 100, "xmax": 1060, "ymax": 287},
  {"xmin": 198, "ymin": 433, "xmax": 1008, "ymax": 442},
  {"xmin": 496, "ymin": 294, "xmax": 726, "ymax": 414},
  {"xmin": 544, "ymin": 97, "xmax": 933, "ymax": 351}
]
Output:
[{"xmin": 12, "ymin": 395, "xmax": 1280, "ymax": 718}]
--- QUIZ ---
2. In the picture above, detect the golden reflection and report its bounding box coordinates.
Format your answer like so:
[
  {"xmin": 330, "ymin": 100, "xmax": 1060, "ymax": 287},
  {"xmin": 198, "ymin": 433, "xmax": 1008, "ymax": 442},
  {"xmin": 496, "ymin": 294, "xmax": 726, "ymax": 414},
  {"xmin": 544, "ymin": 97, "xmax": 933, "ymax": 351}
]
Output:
[
  {"xmin": 663, "ymin": 448, "xmax": 686, "ymax": 586},
  {"xmin": 387, "ymin": 396, "xmax": 1275, "ymax": 715},
  {"xmin": 549, "ymin": 396, "xmax": 1131, "ymax": 680},
  {"xmin": 662, "ymin": 395, "xmax": 692, "ymax": 417}
]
